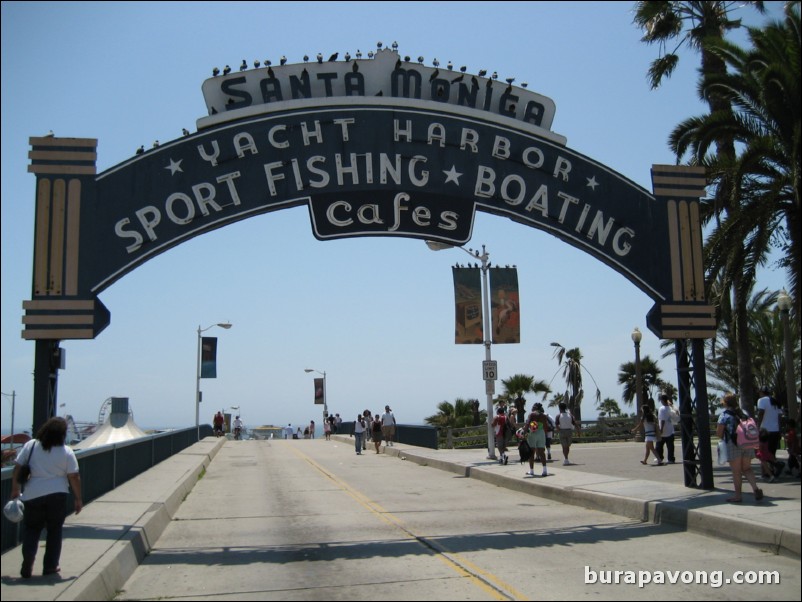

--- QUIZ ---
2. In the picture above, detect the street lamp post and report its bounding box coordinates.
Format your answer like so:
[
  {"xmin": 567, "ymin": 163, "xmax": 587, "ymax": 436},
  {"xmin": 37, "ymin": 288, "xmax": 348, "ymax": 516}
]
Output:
[
  {"xmin": 426, "ymin": 241, "xmax": 496, "ymax": 460},
  {"xmin": 304, "ymin": 369, "xmax": 328, "ymax": 426},
  {"xmin": 777, "ymin": 290, "xmax": 798, "ymax": 422},
  {"xmin": 196, "ymin": 322, "xmax": 232, "ymax": 440},
  {"xmin": 631, "ymin": 327, "xmax": 644, "ymax": 442}
]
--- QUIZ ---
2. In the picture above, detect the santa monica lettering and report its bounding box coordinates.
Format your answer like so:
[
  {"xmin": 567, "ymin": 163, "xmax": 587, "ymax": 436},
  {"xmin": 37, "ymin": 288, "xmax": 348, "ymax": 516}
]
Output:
[{"xmin": 200, "ymin": 50, "xmax": 557, "ymax": 132}]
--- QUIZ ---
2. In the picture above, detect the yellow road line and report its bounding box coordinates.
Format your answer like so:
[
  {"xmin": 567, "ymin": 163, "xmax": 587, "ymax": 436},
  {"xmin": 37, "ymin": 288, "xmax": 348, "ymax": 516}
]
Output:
[{"xmin": 288, "ymin": 445, "xmax": 530, "ymax": 601}]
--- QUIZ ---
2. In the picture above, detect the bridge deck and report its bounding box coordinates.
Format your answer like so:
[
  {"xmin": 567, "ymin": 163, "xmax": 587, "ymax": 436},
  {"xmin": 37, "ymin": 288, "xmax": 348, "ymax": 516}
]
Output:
[{"xmin": 1, "ymin": 437, "xmax": 799, "ymax": 600}]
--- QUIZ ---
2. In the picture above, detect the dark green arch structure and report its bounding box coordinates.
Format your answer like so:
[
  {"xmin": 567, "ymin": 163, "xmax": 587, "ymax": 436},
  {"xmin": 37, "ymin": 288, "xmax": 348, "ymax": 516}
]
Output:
[{"xmin": 23, "ymin": 51, "xmax": 715, "ymax": 487}]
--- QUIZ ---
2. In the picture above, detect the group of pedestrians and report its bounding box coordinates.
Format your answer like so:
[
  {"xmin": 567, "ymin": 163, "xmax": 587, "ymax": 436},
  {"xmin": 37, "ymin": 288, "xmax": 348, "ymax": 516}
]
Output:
[
  {"xmin": 631, "ymin": 394, "xmax": 677, "ymax": 465},
  {"xmin": 492, "ymin": 401, "xmax": 580, "ymax": 478},
  {"xmin": 323, "ymin": 413, "xmax": 343, "ymax": 440},
  {"xmin": 212, "ymin": 411, "xmax": 244, "ymax": 439},
  {"xmin": 352, "ymin": 406, "xmax": 396, "ymax": 455}
]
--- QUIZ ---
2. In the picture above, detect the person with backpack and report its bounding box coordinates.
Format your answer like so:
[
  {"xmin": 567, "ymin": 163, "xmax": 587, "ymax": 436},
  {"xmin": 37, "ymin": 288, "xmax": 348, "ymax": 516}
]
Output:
[
  {"xmin": 524, "ymin": 403, "xmax": 549, "ymax": 477},
  {"xmin": 716, "ymin": 393, "xmax": 764, "ymax": 503},
  {"xmin": 492, "ymin": 407, "xmax": 510, "ymax": 465}
]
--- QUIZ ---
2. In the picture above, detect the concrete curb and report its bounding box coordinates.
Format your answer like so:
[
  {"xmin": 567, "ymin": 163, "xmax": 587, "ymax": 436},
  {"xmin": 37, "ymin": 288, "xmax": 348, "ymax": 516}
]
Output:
[
  {"xmin": 383, "ymin": 442, "xmax": 801, "ymax": 558},
  {"xmin": 58, "ymin": 437, "xmax": 226, "ymax": 601},
  {"xmin": 0, "ymin": 437, "xmax": 225, "ymax": 602}
]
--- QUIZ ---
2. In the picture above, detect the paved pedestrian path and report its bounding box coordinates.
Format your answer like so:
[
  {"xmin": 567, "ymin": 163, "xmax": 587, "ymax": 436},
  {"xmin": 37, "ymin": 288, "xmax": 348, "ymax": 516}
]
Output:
[{"xmin": 1, "ymin": 437, "xmax": 798, "ymax": 600}]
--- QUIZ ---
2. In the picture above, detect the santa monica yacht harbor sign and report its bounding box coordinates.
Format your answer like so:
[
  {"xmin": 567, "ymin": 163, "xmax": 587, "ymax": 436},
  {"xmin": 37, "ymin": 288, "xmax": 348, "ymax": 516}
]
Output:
[{"xmin": 23, "ymin": 48, "xmax": 715, "ymax": 424}]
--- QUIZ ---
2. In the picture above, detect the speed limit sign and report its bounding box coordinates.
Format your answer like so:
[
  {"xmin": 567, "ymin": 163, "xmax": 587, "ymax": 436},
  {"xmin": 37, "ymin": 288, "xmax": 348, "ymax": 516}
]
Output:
[{"xmin": 483, "ymin": 360, "xmax": 498, "ymax": 381}]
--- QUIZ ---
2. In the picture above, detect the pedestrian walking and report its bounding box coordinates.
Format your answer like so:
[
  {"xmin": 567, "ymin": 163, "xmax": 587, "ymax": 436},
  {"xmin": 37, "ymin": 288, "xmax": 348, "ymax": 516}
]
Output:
[
  {"xmin": 524, "ymin": 403, "xmax": 549, "ymax": 477},
  {"xmin": 213, "ymin": 412, "xmax": 225, "ymax": 437},
  {"xmin": 362, "ymin": 410, "xmax": 371, "ymax": 450},
  {"xmin": 555, "ymin": 402, "xmax": 578, "ymax": 465},
  {"xmin": 371, "ymin": 415, "xmax": 383, "ymax": 453},
  {"xmin": 11, "ymin": 417, "xmax": 82, "ymax": 579},
  {"xmin": 353, "ymin": 414, "xmax": 366, "ymax": 455},
  {"xmin": 655, "ymin": 394, "xmax": 676, "ymax": 465},
  {"xmin": 381, "ymin": 406, "xmax": 396, "ymax": 446},
  {"xmin": 717, "ymin": 393, "xmax": 763, "ymax": 503},
  {"xmin": 492, "ymin": 407, "xmax": 510, "ymax": 465},
  {"xmin": 631, "ymin": 406, "xmax": 659, "ymax": 465}
]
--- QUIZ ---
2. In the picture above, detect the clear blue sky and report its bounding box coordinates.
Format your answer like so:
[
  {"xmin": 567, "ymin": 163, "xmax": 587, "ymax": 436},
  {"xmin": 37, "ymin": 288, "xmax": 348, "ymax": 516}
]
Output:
[{"xmin": 1, "ymin": 1, "xmax": 788, "ymax": 432}]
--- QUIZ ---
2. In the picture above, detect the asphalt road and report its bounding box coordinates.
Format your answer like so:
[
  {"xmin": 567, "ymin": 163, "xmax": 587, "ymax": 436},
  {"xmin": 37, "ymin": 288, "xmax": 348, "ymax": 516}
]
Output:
[{"xmin": 115, "ymin": 439, "xmax": 800, "ymax": 601}]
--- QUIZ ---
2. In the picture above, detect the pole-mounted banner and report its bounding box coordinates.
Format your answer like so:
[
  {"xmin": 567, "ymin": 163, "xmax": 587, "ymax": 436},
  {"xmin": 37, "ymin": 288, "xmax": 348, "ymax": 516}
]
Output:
[
  {"xmin": 490, "ymin": 267, "xmax": 520, "ymax": 344},
  {"xmin": 200, "ymin": 337, "xmax": 218, "ymax": 378},
  {"xmin": 313, "ymin": 378, "xmax": 325, "ymax": 405},
  {"xmin": 452, "ymin": 266, "xmax": 483, "ymax": 344}
]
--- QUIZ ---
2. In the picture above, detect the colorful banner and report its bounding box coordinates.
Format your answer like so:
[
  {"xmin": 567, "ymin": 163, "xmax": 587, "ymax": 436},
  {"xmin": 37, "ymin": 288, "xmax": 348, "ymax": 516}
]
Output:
[
  {"xmin": 200, "ymin": 337, "xmax": 218, "ymax": 378},
  {"xmin": 313, "ymin": 377, "xmax": 325, "ymax": 405},
  {"xmin": 490, "ymin": 267, "xmax": 520, "ymax": 344},
  {"xmin": 452, "ymin": 267, "xmax": 483, "ymax": 344}
]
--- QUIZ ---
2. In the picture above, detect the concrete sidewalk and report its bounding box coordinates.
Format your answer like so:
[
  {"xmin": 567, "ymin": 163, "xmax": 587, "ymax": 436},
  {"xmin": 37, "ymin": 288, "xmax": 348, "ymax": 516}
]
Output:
[
  {"xmin": 1, "ymin": 437, "xmax": 225, "ymax": 601},
  {"xmin": 1, "ymin": 437, "xmax": 798, "ymax": 601},
  {"xmin": 369, "ymin": 439, "xmax": 800, "ymax": 558}
]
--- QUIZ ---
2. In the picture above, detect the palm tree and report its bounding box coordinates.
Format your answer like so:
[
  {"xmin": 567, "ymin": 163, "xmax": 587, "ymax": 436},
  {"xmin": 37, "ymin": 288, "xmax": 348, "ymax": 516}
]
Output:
[
  {"xmin": 633, "ymin": 1, "xmax": 763, "ymax": 90},
  {"xmin": 617, "ymin": 355, "xmax": 668, "ymax": 407},
  {"xmin": 635, "ymin": 0, "xmax": 767, "ymax": 414},
  {"xmin": 672, "ymin": 4, "xmax": 801, "ymax": 317},
  {"xmin": 670, "ymin": 4, "xmax": 801, "ymax": 411},
  {"xmin": 424, "ymin": 398, "xmax": 484, "ymax": 429},
  {"xmin": 550, "ymin": 343, "xmax": 601, "ymax": 422},
  {"xmin": 546, "ymin": 392, "xmax": 567, "ymax": 410},
  {"xmin": 500, "ymin": 374, "xmax": 551, "ymax": 423},
  {"xmin": 597, "ymin": 398, "xmax": 623, "ymax": 418},
  {"xmin": 706, "ymin": 287, "xmax": 800, "ymax": 404}
]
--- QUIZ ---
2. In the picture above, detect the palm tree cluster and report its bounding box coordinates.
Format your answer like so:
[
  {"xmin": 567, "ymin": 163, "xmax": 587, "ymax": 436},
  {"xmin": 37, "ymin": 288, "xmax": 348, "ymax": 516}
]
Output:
[
  {"xmin": 635, "ymin": 1, "xmax": 800, "ymax": 413},
  {"xmin": 424, "ymin": 398, "xmax": 484, "ymax": 429}
]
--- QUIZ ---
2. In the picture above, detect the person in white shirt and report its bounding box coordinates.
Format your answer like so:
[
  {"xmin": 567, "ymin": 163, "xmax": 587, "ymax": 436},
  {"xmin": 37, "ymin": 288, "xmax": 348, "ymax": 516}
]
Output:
[
  {"xmin": 756, "ymin": 388, "xmax": 782, "ymax": 471},
  {"xmin": 381, "ymin": 406, "xmax": 396, "ymax": 446},
  {"xmin": 655, "ymin": 394, "xmax": 676, "ymax": 465},
  {"xmin": 11, "ymin": 417, "xmax": 82, "ymax": 579},
  {"xmin": 555, "ymin": 402, "xmax": 578, "ymax": 465},
  {"xmin": 353, "ymin": 414, "xmax": 366, "ymax": 455}
]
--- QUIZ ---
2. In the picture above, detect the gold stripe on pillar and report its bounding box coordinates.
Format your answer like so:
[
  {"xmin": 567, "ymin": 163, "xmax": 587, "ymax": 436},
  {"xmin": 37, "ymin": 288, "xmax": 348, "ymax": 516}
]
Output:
[
  {"xmin": 65, "ymin": 179, "xmax": 82, "ymax": 296},
  {"xmin": 49, "ymin": 179, "xmax": 66, "ymax": 295},
  {"xmin": 34, "ymin": 179, "xmax": 51, "ymax": 296}
]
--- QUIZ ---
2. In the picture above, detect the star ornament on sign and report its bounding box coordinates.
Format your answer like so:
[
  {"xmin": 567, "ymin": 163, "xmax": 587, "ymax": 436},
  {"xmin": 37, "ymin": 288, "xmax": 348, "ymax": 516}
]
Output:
[
  {"xmin": 443, "ymin": 165, "xmax": 463, "ymax": 185},
  {"xmin": 586, "ymin": 175, "xmax": 599, "ymax": 191},
  {"xmin": 165, "ymin": 158, "xmax": 183, "ymax": 175}
]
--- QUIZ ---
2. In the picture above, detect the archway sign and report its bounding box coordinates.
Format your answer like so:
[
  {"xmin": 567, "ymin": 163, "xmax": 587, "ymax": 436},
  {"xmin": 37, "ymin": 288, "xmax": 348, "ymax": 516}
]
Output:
[{"xmin": 24, "ymin": 49, "xmax": 715, "ymax": 486}]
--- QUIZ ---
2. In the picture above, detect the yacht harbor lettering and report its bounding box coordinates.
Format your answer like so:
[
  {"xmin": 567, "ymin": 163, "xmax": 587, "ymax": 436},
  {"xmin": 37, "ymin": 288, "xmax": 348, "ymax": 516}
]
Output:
[{"xmin": 113, "ymin": 111, "xmax": 636, "ymax": 258}]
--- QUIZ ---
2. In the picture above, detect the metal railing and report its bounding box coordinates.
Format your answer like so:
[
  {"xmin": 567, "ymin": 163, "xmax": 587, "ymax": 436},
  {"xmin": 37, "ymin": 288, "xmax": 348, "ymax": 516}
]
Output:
[
  {"xmin": 1, "ymin": 425, "xmax": 213, "ymax": 553},
  {"xmin": 438, "ymin": 416, "xmax": 722, "ymax": 449},
  {"xmin": 338, "ymin": 422, "xmax": 439, "ymax": 449},
  {"xmin": 439, "ymin": 417, "xmax": 641, "ymax": 449}
]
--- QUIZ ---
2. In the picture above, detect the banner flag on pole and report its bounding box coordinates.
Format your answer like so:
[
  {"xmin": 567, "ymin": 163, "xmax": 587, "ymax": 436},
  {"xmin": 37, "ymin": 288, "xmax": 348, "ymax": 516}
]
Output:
[
  {"xmin": 452, "ymin": 267, "xmax": 483, "ymax": 344},
  {"xmin": 313, "ymin": 378, "xmax": 325, "ymax": 405},
  {"xmin": 200, "ymin": 337, "xmax": 218, "ymax": 378},
  {"xmin": 490, "ymin": 267, "xmax": 520, "ymax": 344}
]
